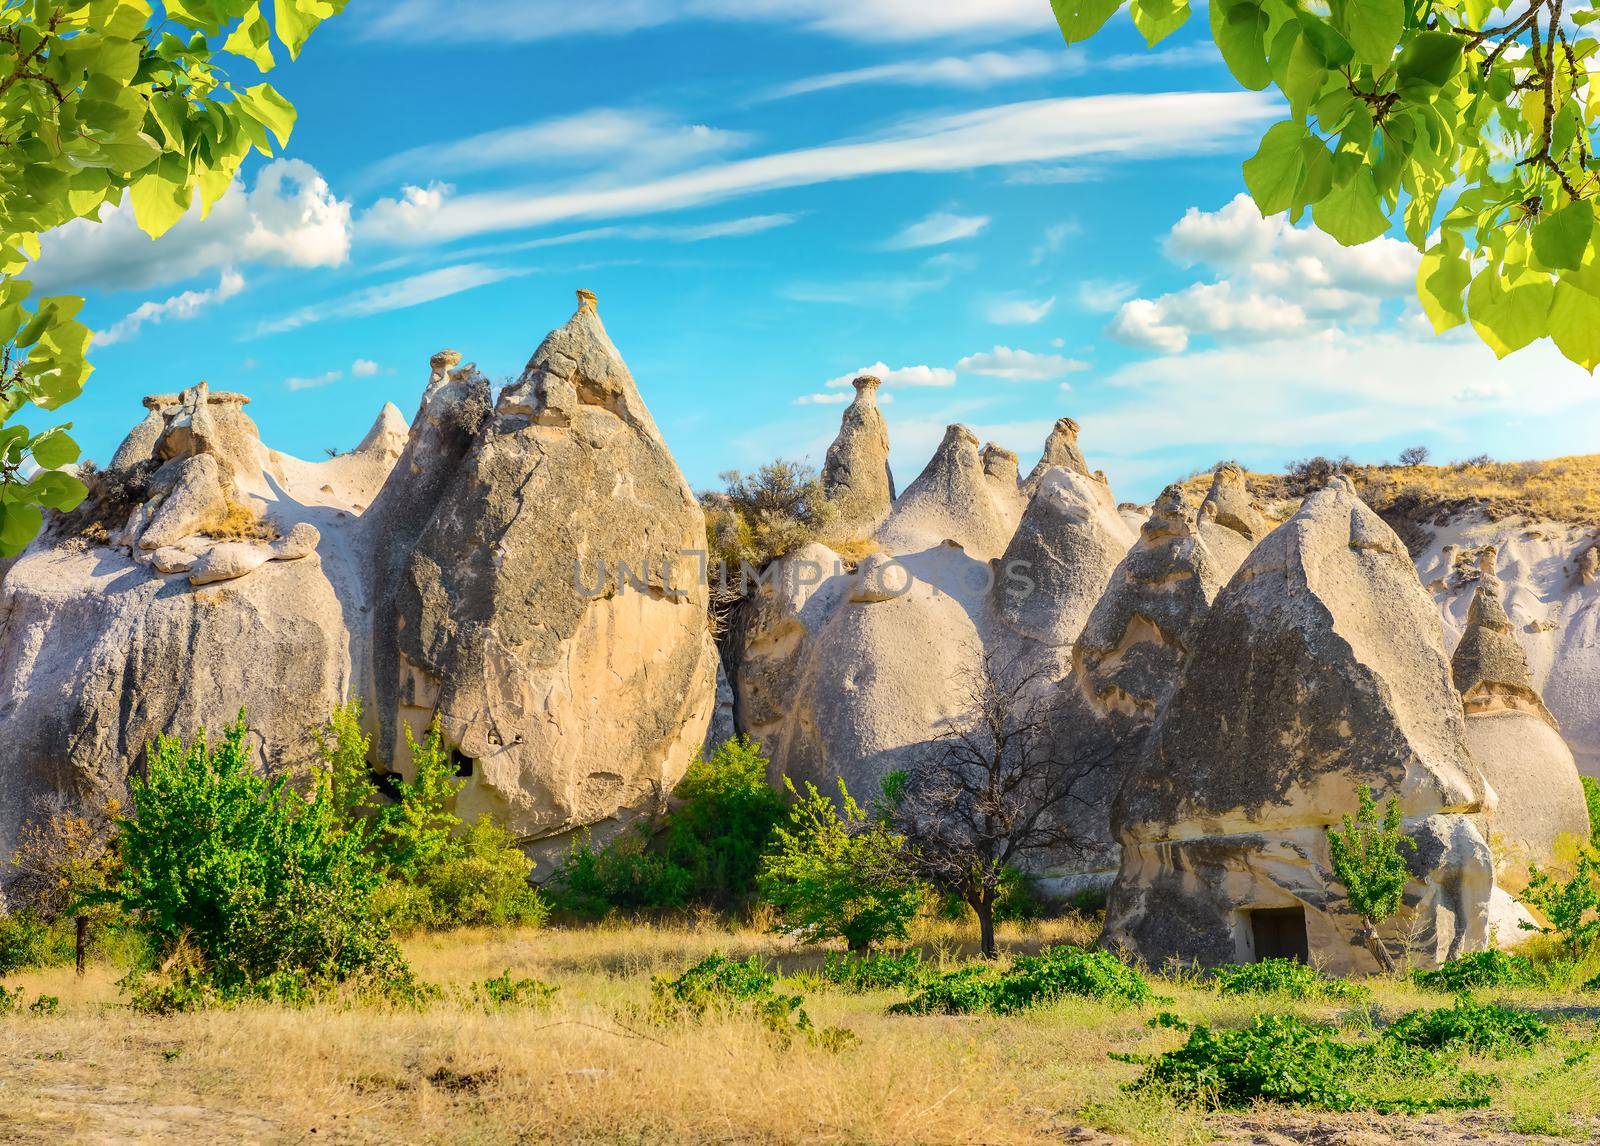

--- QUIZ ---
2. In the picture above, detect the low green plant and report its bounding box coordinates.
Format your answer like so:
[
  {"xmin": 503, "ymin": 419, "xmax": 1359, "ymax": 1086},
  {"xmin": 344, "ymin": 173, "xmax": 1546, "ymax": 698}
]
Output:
[
  {"xmin": 379, "ymin": 817, "xmax": 547, "ymax": 931},
  {"xmin": 548, "ymin": 828, "xmax": 691, "ymax": 919},
  {"xmin": 893, "ymin": 946, "xmax": 1153, "ymax": 1015},
  {"xmin": 1414, "ymin": 949, "xmax": 1539, "ymax": 993},
  {"xmin": 28, "ymin": 994, "xmax": 59, "ymax": 1016},
  {"xmin": 0, "ymin": 914, "xmax": 60, "ymax": 975},
  {"xmin": 819, "ymin": 949, "xmax": 929, "ymax": 993},
  {"xmin": 1384, "ymin": 999, "xmax": 1550, "ymax": 1055},
  {"xmin": 1521, "ymin": 855, "xmax": 1600, "ymax": 953},
  {"xmin": 477, "ymin": 969, "xmax": 558, "ymax": 1009},
  {"xmin": 1213, "ymin": 958, "xmax": 1369, "ymax": 1001},
  {"xmin": 648, "ymin": 953, "xmax": 825, "ymax": 1047},
  {"xmin": 1581, "ymin": 777, "xmax": 1600, "ymax": 850},
  {"xmin": 758, "ymin": 778, "xmax": 924, "ymax": 954}
]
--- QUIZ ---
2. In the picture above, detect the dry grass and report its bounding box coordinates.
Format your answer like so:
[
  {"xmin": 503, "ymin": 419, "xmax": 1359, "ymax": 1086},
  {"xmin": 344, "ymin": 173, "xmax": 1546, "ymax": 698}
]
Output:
[
  {"xmin": 2, "ymin": 919, "xmax": 1598, "ymax": 1144},
  {"xmin": 196, "ymin": 497, "xmax": 279, "ymax": 542}
]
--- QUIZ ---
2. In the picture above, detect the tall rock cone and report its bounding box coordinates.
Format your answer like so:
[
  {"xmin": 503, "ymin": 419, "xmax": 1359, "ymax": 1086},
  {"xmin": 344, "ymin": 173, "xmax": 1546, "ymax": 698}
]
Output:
[
  {"xmin": 1022, "ymin": 417, "xmax": 1089, "ymax": 494},
  {"xmin": 821, "ymin": 375, "xmax": 894, "ymax": 537},
  {"xmin": 1197, "ymin": 462, "xmax": 1269, "ymax": 580},
  {"xmin": 1451, "ymin": 549, "xmax": 1590, "ymax": 890},
  {"xmin": 987, "ymin": 465, "xmax": 1133, "ymax": 685},
  {"xmin": 877, "ymin": 424, "xmax": 1022, "ymax": 559},
  {"xmin": 372, "ymin": 291, "xmax": 718, "ymax": 860},
  {"xmin": 1105, "ymin": 477, "xmax": 1496, "ymax": 972}
]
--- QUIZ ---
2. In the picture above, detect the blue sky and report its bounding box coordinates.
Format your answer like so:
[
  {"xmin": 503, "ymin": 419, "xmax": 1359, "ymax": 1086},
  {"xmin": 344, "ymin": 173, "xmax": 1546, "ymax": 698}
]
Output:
[{"xmin": 35, "ymin": 0, "xmax": 1600, "ymax": 502}]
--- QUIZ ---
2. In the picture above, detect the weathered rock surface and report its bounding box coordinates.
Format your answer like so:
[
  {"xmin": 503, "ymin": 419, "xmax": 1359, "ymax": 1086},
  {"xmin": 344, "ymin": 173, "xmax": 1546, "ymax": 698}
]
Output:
[
  {"xmin": 372, "ymin": 292, "xmax": 718, "ymax": 856},
  {"xmin": 877, "ymin": 424, "xmax": 1024, "ymax": 560},
  {"xmin": 1450, "ymin": 551, "xmax": 1590, "ymax": 890},
  {"xmin": 1197, "ymin": 462, "xmax": 1270, "ymax": 581},
  {"xmin": 1022, "ymin": 417, "xmax": 1089, "ymax": 493},
  {"xmin": 1105, "ymin": 478, "xmax": 1496, "ymax": 972},
  {"xmin": 820, "ymin": 375, "xmax": 894, "ymax": 537}
]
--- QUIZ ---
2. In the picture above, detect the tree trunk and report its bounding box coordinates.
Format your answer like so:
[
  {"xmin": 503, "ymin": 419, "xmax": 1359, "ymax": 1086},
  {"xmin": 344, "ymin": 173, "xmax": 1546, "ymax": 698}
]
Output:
[
  {"xmin": 1362, "ymin": 924, "xmax": 1395, "ymax": 974},
  {"xmin": 75, "ymin": 915, "xmax": 87, "ymax": 977},
  {"xmin": 977, "ymin": 900, "xmax": 997, "ymax": 960}
]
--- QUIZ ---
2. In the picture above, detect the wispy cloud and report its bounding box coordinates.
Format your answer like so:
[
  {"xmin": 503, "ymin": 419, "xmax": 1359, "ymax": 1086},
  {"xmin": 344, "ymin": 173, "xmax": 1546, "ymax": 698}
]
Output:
[
  {"xmin": 984, "ymin": 295, "xmax": 1055, "ymax": 325},
  {"xmin": 1076, "ymin": 278, "xmax": 1138, "ymax": 312},
  {"xmin": 359, "ymin": 92, "xmax": 1277, "ymax": 246},
  {"xmin": 823, "ymin": 361, "xmax": 956, "ymax": 388},
  {"xmin": 783, "ymin": 275, "xmax": 950, "ymax": 308},
  {"xmin": 956, "ymin": 346, "xmax": 1087, "ymax": 381},
  {"xmin": 359, "ymin": 0, "xmax": 1050, "ymax": 45},
  {"xmin": 351, "ymin": 359, "xmax": 381, "ymax": 377},
  {"xmin": 256, "ymin": 263, "xmax": 530, "ymax": 336},
  {"xmin": 286, "ymin": 369, "xmax": 344, "ymax": 392},
  {"xmin": 883, "ymin": 211, "xmax": 989, "ymax": 250},
  {"xmin": 95, "ymin": 269, "xmax": 246, "ymax": 346},
  {"xmin": 766, "ymin": 48, "xmax": 1056, "ymax": 100}
]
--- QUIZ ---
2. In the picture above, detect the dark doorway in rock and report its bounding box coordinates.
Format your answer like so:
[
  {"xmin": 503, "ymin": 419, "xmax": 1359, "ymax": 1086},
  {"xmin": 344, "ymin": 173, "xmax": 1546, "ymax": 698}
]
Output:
[
  {"xmin": 451, "ymin": 749, "xmax": 474, "ymax": 778},
  {"xmin": 1249, "ymin": 906, "xmax": 1309, "ymax": 963}
]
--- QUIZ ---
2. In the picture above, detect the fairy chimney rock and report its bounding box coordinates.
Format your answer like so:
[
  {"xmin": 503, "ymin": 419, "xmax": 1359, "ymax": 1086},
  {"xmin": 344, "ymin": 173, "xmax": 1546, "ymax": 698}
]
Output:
[{"xmin": 820, "ymin": 374, "xmax": 895, "ymax": 536}]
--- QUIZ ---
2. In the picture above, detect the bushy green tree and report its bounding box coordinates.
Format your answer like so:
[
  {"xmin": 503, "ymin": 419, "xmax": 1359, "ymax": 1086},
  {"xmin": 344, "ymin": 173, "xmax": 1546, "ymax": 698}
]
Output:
[
  {"xmin": 1051, "ymin": 0, "xmax": 1600, "ymax": 371},
  {"xmin": 0, "ymin": 0, "xmax": 346, "ymax": 555},
  {"xmin": 548, "ymin": 737, "xmax": 786, "ymax": 917},
  {"xmin": 109, "ymin": 712, "xmax": 406, "ymax": 997},
  {"xmin": 757, "ymin": 778, "xmax": 924, "ymax": 953},
  {"xmin": 1327, "ymin": 786, "xmax": 1416, "ymax": 972},
  {"xmin": 1520, "ymin": 853, "xmax": 1600, "ymax": 952}
]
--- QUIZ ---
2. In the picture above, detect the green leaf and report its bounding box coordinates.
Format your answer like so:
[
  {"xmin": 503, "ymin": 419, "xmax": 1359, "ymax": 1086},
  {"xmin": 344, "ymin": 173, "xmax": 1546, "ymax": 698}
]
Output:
[
  {"xmin": 274, "ymin": 0, "xmax": 345, "ymax": 60},
  {"xmin": 1050, "ymin": 0, "xmax": 1125, "ymax": 42},
  {"xmin": 1211, "ymin": 0, "xmax": 1273, "ymax": 90},
  {"xmin": 234, "ymin": 83, "xmax": 297, "ymax": 149},
  {"xmin": 1468, "ymin": 271, "xmax": 1554, "ymax": 358},
  {"xmin": 129, "ymin": 152, "xmax": 191, "ymax": 238},
  {"xmin": 1332, "ymin": 0, "xmax": 1402, "ymax": 68},
  {"xmin": 1396, "ymin": 30, "xmax": 1463, "ymax": 89},
  {"xmin": 1311, "ymin": 168, "xmax": 1390, "ymax": 245},
  {"xmin": 1130, "ymin": 0, "xmax": 1191, "ymax": 45},
  {"xmin": 1243, "ymin": 121, "xmax": 1308, "ymax": 215},
  {"xmin": 1550, "ymin": 280, "xmax": 1600, "ymax": 371},
  {"xmin": 1417, "ymin": 242, "xmax": 1471, "ymax": 332},
  {"xmin": 1295, "ymin": 11, "xmax": 1355, "ymax": 66},
  {"xmin": 28, "ymin": 470, "xmax": 88, "ymax": 513},
  {"xmin": 1532, "ymin": 201, "xmax": 1594, "ymax": 272},
  {"xmin": 225, "ymin": 4, "xmax": 276, "ymax": 71},
  {"xmin": 0, "ymin": 502, "xmax": 44, "ymax": 557},
  {"xmin": 28, "ymin": 426, "xmax": 80, "ymax": 469}
]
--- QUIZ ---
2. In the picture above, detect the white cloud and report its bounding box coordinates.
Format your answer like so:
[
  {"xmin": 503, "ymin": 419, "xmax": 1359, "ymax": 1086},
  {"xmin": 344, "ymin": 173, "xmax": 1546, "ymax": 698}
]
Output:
[
  {"xmin": 784, "ymin": 275, "xmax": 950, "ymax": 308},
  {"xmin": 351, "ymin": 359, "xmax": 381, "ymax": 377},
  {"xmin": 363, "ymin": 108, "xmax": 749, "ymax": 187},
  {"xmin": 823, "ymin": 361, "xmax": 956, "ymax": 389},
  {"xmin": 257, "ymin": 263, "xmax": 530, "ymax": 336},
  {"xmin": 957, "ymin": 346, "xmax": 1088, "ymax": 381},
  {"xmin": 793, "ymin": 392, "xmax": 853, "ymax": 405},
  {"xmin": 1029, "ymin": 220, "xmax": 1079, "ymax": 264},
  {"xmin": 883, "ymin": 211, "xmax": 989, "ymax": 250},
  {"xmin": 360, "ymin": 0, "xmax": 1049, "ymax": 44},
  {"xmin": 767, "ymin": 48, "xmax": 1056, "ymax": 99},
  {"xmin": 1110, "ymin": 195, "xmax": 1421, "ymax": 352},
  {"xmin": 359, "ymin": 92, "xmax": 1277, "ymax": 245},
  {"xmin": 34, "ymin": 160, "xmax": 350, "ymax": 293},
  {"xmin": 286, "ymin": 369, "xmax": 344, "ymax": 392},
  {"xmin": 1076, "ymin": 278, "xmax": 1138, "ymax": 312},
  {"xmin": 95, "ymin": 269, "xmax": 246, "ymax": 346},
  {"xmin": 985, "ymin": 295, "xmax": 1055, "ymax": 325}
]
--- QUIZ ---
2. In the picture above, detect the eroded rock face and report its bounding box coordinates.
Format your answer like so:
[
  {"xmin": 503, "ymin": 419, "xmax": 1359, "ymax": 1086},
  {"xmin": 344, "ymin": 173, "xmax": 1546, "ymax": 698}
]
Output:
[
  {"xmin": 1105, "ymin": 478, "xmax": 1495, "ymax": 973},
  {"xmin": 877, "ymin": 424, "xmax": 1023, "ymax": 560},
  {"xmin": 1197, "ymin": 462, "xmax": 1269, "ymax": 581},
  {"xmin": 1451, "ymin": 553, "xmax": 1590, "ymax": 890},
  {"xmin": 1023, "ymin": 417, "xmax": 1089, "ymax": 493},
  {"xmin": 373, "ymin": 292, "xmax": 717, "ymax": 855},
  {"xmin": 821, "ymin": 375, "xmax": 894, "ymax": 537}
]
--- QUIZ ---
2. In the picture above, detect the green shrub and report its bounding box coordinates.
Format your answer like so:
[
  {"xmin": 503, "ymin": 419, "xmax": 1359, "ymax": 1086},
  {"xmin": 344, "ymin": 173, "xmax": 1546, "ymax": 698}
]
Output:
[
  {"xmin": 1328, "ymin": 787, "xmax": 1416, "ymax": 972},
  {"xmin": 1213, "ymin": 959, "xmax": 1369, "ymax": 1001},
  {"xmin": 647, "ymin": 953, "xmax": 832, "ymax": 1047},
  {"xmin": 109, "ymin": 713, "xmax": 413, "ymax": 1002},
  {"xmin": 758, "ymin": 778, "xmax": 924, "ymax": 953},
  {"xmin": 0, "ymin": 914, "xmax": 62, "ymax": 975},
  {"xmin": 1413, "ymin": 949, "xmax": 1539, "ymax": 993},
  {"xmin": 382, "ymin": 817, "xmax": 547, "ymax": 931},
  {"xmin": 1384, "ymin": 999, "xmax": 1549, "ymax": 1055},
  {"xmin": 894, "ymin": 946, "xmax": 1153, "ymax": 1015},
  {"xmin": 1128, "ymin": 1013, "xmax": 1490, "ymax": 1113},
  {"xmin": 548, "ymin": 738, "xmax": 786, "ymax": 918},
  {"xmin": 1521, "ymin": 855, "xmax": 1600, "ymax": 953},
  {"xmin": 819, "ymin": 949, "xmax": 929, "ymax": 993},
  {"xmin": 28, "ymin": 994, "xmax": 59, "ymax": 1016},
  {"xmin": 477, "ymin": 969, "xmax": 557, "ymax": 1009},
  {"xmin": 1582, "ymin": 777, "xmax": 1600, "ymax": 850}
]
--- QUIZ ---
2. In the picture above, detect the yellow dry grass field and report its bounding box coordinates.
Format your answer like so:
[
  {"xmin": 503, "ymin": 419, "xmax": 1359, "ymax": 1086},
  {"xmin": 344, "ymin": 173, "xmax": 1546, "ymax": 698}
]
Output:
[{"xmin": 2, "ymin": 918, "xmax": 1599, "ymax": 1144}]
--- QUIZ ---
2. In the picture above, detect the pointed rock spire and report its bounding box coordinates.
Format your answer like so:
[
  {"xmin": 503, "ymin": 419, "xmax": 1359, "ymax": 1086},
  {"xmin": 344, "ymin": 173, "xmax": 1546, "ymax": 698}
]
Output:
[
  {"xmin": 821, "ymin": 375, "xmax": 895, "ymax": 536},
  {"xmin": 1198, "ymin": 462, "xmax": 1269, "ymax": 579},
  {"xmin": 1451, "ymin": 549, "xmax": 1556, "ymax": 727},
  {"xmin": 878, "ymin": 423, "xmax": 1021, "ymax": 558},
  {"xmin": 1023, "ymin": 417, "xmax": 1089, "ymax": 493},
  {"xmin": 354, "ymin": 402, "xmax": 409, "ymax": 460}
]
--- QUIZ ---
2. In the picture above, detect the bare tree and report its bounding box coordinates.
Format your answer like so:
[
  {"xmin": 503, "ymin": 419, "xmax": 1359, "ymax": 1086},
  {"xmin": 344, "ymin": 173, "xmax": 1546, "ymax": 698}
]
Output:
[
  {"xmin": 889, "ymin": 656, "xmax": 1116, "ymax": 959},
  {"xmin": 1398, "ymin": 445, "xmax": 1430, "ymax": 468}
]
